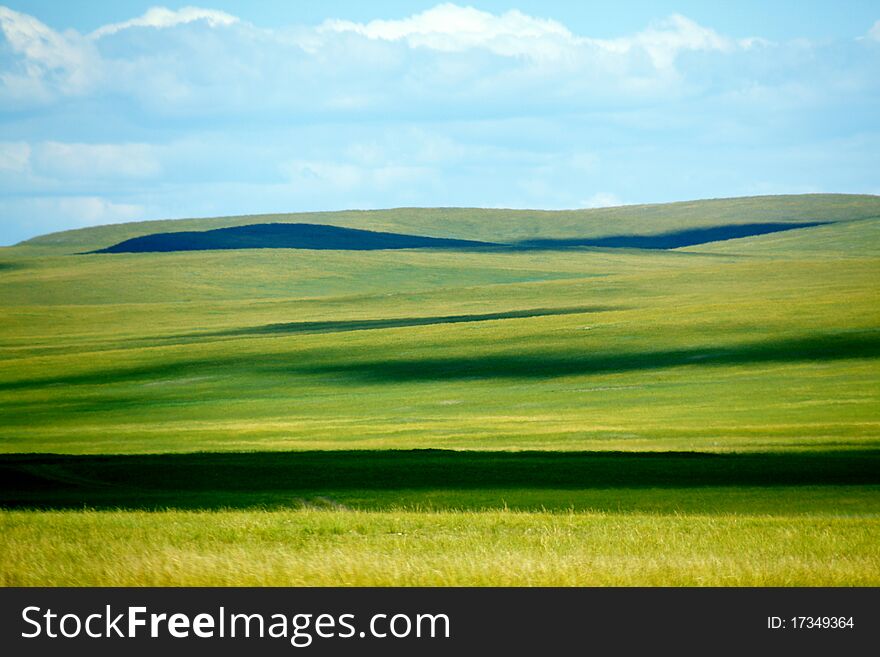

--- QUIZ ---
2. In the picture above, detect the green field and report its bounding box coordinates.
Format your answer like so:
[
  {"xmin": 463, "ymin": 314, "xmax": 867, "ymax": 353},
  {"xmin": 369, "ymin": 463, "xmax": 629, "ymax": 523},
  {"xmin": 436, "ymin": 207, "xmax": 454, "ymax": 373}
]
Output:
[{"xmin": 1, "ymin": 194, "xmax": 879, "ymax": 585}]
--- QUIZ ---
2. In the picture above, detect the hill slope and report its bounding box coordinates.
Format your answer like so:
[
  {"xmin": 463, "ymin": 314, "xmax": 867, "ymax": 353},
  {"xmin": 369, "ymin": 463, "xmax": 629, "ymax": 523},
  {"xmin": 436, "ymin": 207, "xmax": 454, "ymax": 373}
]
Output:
[
  {"xmin": 0, "ymin": 194, "xmax": 877, "ymax": 454},
  {"xmin": 2, "ymin": 194, "xmax": 878, "ymax": 589},
  {"xmin": 94, "ymin": 223, "xmax": 499, "ymax": 253},
  {"xmin": 18, "ymin": 194, "xmax": 880, "ymax": 254},
  {"xmin": 94, "ymin": 220, "xmax": 830, "ymax": 254}
]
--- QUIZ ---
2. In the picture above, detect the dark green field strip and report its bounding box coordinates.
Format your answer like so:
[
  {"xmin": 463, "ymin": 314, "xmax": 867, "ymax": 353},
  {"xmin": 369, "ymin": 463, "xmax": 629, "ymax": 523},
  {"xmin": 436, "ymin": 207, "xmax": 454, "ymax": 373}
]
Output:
[
  {"xmin": 299, "ymin": 331, "xmax": 880, "ymax": 382},
  {"xmin": 0, "ymin": 306, "xmax": 614, "ymax": 356},
  {"xmin": 2, "ymin": 450, "xmax": 879, "ymax": 509},
  {"xmin": 1, "ymin": 330, "xmax": 878, "ymax": 393},
  {"xmin": 184, "ymin": 305, "xmax": 616, "ymax": 339}
]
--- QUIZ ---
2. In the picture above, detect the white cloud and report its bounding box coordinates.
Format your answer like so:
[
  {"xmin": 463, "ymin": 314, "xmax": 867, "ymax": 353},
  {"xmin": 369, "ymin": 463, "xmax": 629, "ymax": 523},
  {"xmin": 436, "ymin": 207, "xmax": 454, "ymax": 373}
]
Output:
[
  {"xmin": 320, "ymin": 5, "xmax": 749, "ymax": 69},
  {"xmin": 0, "ymin": 3, "xmax": 769, "ymax": 114},
  {"xmin": 51, "ymin": 196, "xmax": 144, "ymax": 224},
  {"xmin": 320, "ymin": 3, "xmax": 573, "ymax": 59},
  {"xmin": 280, "ymin": 159, "xmax": 429, "ymax": 192},
  {"xmin": 0, "ymin": 7, "xmax": 85, "ymax": 70},
  {"xmin": 343, "ymin": 129, "xmax": 483, "ymax": 167},
  {"xmin": 581, "ymin": 192, "xmax": 625, "ymax": 208},
  {"xmin": 0, "ymin": 6, "xmax": 96, "ymax": 99},
  {"xmin": 869, "ymin": 20, "xmax": 880, "ymax": 41},
  {"xmin": 282, "ymin": 160, "xmax": 363, "ymax": 191},
  {"xmin": 1, "ymin": 195, "xmax": 146, "ymax": 243},
  {"xmin": 33, "ymin": 142, "xmax": 161, "ymax": 180},
  {"xmin": 89, "ymin": 6, "xmax": 239, "ymax": 39},
  {"xmin": 1, "ymin": 3, "xmax": 876, "ymax": 245},
  {"xmin": 0, "ymin": 142, "xmax": 31, "ymax": 173},
  {"xmin": 586, "ymin": 14, "xmax": 739, "ymax": 71}
]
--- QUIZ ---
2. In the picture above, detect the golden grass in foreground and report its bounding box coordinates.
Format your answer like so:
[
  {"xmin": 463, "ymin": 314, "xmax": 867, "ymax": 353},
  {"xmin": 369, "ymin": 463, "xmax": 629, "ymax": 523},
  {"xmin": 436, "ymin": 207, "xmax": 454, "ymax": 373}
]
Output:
[{"xmin": 2, "ymin": 509, "xmax": 878, "ymax": 586}]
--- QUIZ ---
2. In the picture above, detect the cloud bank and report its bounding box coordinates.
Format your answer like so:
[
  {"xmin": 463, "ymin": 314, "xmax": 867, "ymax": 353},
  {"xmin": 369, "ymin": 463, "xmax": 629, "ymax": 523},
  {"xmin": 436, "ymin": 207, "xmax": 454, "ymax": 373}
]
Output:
[
  {"xmin": 89, "ymin": 6, "xmax": 239, "ymax": 38},
  {"xmin": 0, "ymin": 4, "xmax": 878, "ymax": 243}
]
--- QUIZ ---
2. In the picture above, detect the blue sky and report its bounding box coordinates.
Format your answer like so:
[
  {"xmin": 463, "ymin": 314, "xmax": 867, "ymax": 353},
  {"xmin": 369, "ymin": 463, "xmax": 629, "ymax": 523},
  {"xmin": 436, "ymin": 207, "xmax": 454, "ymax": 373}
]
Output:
[{"xmin": 1, "ymin": 2, "xmax": 878, "ymax": 244}]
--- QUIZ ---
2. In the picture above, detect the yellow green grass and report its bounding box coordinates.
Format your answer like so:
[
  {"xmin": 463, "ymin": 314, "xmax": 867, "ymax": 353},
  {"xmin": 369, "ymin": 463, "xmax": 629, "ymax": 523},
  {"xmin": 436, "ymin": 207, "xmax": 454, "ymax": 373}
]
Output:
[
  {"xmin": 1, "ymin": 194, "xmax": 878, "ymax": 585},
  {"xmin": 1, "ymin": 242, "xmax": 878, "ymax": 454},
  {"xmin": 3, "ymin": 509, "xmax": 878, "ymax": 586}
]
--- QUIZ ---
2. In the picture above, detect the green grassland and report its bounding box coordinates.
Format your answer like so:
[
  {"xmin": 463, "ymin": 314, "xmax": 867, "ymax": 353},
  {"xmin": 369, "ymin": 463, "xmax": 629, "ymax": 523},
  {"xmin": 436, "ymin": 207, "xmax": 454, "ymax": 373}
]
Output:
[
  {"xmin": 4, "ymin": 509, "xmax": 878, "ymax": 586},
  {"xmin": 20, "ymin": 193, "xmax": 880, "ymax": 252},
  {"xmin": 1, "ymin": 194, "xmax": 878, "ymax": 585}
]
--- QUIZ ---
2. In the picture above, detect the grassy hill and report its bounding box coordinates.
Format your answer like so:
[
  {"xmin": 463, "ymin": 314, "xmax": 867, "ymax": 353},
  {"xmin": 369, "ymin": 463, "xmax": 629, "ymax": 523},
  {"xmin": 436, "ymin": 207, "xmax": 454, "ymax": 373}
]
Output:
[
  {"xmin": 1, "ymin": 193, "xmax": 878, "ymax": 586},
  {"xmin": 1, "ymin": 193, "xmax": 878, "ymax": 453},
  {"xmin": 16, "ymin": 193, "xmax": 880, "ymax": 253}
]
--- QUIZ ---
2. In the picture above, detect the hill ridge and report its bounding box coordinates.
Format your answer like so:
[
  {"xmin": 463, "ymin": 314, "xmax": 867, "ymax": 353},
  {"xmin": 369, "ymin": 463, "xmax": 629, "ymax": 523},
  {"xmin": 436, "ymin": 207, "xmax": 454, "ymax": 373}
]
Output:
[
  {"xmin": 14, "ymin": 193, "xmax": 880, "ymax": 253},
  {"xmin": 91, "ymin": 220, "xmax": 833, "ymax": 254}
]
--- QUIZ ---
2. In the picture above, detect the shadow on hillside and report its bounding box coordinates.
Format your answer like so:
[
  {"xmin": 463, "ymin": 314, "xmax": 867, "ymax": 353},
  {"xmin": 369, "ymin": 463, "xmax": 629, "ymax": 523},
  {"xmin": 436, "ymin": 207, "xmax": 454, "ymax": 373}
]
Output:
[
  {"xmin": 516, "ymin": 222, "xmax": 830, "ymax": 250},
  {"xmin": 90, "ymin": 221, "xmax": 831, "ymax": 254},
  {"xmin": 1, "ymin": 449, "xmax": 878, "ymax": 510},
  {"xmin": 93, "ymin": 223, "xmax": 500, "ymax": 253},
  {"xmin": 293, "ymin": 331, "xmax": 880, "ymax": 383},
  {"xmin": 193, "ymin": 306, "xmax": 615, "ymax": 339},
  {"xmin": 0, "ymin": 330, "xmax": 878, "ymax": 392}
]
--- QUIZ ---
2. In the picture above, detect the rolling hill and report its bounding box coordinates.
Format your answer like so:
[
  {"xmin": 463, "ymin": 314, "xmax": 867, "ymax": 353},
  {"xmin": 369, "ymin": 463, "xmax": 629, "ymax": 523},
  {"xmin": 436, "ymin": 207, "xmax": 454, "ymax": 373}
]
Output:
[
  {"xmin": 16, "ymin": 193, "xmax": 880, "ymax": 254},
  {"xmin": 92, "ymin": 221, "xmax": 830, "ymax": 254},
  {"xmin": 1, "ymin": 193, "xmax": 877, "ymax": 453},
  {"xmin": 2, "ymin": 193, "xmax": 879, "ymax": 586}
]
